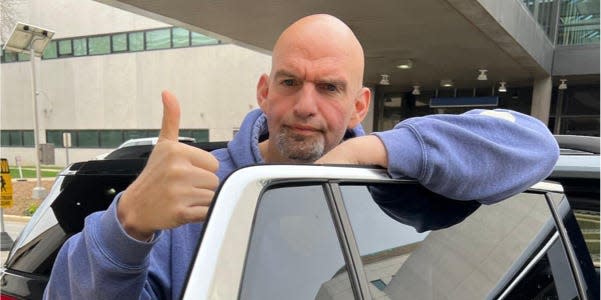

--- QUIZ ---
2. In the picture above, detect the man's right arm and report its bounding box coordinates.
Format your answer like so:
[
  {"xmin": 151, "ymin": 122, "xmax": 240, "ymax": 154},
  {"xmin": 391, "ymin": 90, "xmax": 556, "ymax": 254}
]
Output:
[{"xmin": 44, "ymin": 196, "xmax": 166, "ymax": 299}]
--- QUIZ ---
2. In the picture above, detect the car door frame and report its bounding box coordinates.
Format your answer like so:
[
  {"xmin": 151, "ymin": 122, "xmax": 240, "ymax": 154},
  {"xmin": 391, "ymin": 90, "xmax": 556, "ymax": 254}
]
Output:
[{"xmin": 180, "ymin": 165, "xmax": 585, "ymax": 300}]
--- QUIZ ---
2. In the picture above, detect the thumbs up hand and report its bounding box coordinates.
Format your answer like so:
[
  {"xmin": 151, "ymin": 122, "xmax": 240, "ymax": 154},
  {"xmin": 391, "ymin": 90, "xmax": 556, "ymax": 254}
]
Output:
[{"xmin": 117, "ymin": 91, "xmax": 219, "ymax": 241}]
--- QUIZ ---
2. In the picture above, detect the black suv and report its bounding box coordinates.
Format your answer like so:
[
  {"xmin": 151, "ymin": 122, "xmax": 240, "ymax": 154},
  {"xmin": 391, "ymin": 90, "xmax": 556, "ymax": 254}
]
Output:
[{"xmin": 1, "ymin": 136, "xmax": 598, "ymax": 300}]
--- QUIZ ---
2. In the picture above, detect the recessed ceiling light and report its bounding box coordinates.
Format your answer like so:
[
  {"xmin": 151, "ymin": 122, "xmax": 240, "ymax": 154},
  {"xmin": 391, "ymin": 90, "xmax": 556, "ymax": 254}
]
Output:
[
  {"xmin": 396, "ymin": 59, "xmax": 413, "ymax": 69},
  {"xmin": 440, "ymin": 79, "xmax": 453, "ymax": 87}
]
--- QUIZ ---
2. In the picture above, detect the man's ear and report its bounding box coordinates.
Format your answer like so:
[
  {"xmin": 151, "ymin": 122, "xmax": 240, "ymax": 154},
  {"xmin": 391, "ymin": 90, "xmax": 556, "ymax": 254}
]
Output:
[
  {"xmin": 348, "ymin": 87, "xmax": 371, "ymax": 128},
  {"xmin": 256, "ymin": 74, "xmax": 270, "ymax": 111}
]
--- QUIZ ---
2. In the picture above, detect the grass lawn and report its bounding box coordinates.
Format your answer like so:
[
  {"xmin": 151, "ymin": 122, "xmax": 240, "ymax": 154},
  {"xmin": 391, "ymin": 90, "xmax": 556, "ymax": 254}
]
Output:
[{"xmin": 8, "ymin": 166, "xmax": 63, "ymax": 179}]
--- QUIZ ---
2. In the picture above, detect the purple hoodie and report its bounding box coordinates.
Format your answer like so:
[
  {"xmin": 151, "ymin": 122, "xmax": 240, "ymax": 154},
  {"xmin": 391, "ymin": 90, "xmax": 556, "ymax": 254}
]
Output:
[{"xmin": 44, "ymin": 108, "xmax": 558, "ymax": 299}]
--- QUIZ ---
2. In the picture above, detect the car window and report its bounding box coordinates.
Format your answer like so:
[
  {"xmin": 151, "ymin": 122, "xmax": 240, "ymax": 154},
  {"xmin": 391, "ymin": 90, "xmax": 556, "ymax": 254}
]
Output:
[
  {"xmin": 239, "ymin": 185, "xmax": 352, "ymax": 300},
  {"xmin": 501, "ymin": 237, "xmax": 579, "ymax": 300},
  {"xmin": 337, "ymin": 184, "xmax": 560, "ymax": 300}
]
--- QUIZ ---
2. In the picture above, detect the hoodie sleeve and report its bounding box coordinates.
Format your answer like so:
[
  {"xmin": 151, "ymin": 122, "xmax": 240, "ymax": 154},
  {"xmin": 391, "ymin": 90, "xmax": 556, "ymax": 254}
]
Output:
[
  {"xmin": 372, "ymin": 109, "xmax": 559, "ymax": 204},
  {"xmin": 44, "ymin": 193, "xmax": 169, "ymax": 300}
]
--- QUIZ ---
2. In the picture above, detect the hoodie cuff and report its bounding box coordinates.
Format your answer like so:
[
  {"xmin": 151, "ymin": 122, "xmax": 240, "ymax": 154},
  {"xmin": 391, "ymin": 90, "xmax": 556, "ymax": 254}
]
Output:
[
  {"xmin": 371, "ymin": 125, "xmax": 425, "ymax": 180},
  {"xmin": 90, "ymin": 192, "xmax": 160, "ymax": 269}
]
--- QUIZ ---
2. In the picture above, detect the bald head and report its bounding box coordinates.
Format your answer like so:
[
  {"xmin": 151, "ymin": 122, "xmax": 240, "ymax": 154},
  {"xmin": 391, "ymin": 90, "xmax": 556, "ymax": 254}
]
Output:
[{"xmin": 271, "ymin": 14, "xmax": 365, "ymax": 90}]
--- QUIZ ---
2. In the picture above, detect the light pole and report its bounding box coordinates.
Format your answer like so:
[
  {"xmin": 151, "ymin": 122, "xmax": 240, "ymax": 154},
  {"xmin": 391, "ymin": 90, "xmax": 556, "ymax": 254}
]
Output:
[{"xmin": 3, "ymin": 22, "xmax": 55, "ymax": 199}]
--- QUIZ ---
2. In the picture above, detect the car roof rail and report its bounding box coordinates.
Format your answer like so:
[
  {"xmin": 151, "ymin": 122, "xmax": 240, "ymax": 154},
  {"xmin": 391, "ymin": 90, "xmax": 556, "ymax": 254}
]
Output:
[{"xmin": 554, "ymin": 135, "xmax": 600, "ymax": 154}]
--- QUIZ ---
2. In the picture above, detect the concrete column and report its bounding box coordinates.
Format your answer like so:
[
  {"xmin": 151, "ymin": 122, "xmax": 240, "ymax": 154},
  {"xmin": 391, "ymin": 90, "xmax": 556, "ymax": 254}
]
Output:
[{"xmin": 531, "ymin": 76, "xmax": 552, "ymax": 125}]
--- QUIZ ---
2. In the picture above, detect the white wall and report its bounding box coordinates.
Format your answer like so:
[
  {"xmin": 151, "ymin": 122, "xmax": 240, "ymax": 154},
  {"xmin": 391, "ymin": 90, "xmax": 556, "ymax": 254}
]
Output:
[{"xmin": 1, "ymin": 44, "xmax": 272, "ymax": 165}]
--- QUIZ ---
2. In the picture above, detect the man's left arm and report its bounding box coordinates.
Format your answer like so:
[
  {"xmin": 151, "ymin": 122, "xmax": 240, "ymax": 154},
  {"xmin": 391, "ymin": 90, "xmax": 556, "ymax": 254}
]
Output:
[{"xmin": 318, "ymin": 109, "xmax": 559, "ymax": 204}]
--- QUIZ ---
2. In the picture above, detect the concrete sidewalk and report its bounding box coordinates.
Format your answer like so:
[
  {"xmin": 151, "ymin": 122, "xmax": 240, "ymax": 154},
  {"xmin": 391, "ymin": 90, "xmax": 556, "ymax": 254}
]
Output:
[{"xmin": 4, "ymin": 214, "xmax": 31, "ymax": 223}]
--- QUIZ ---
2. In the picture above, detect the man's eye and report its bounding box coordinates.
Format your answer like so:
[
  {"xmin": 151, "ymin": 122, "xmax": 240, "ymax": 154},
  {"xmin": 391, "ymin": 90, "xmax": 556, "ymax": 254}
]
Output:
[
  {"xmin": 319, "ymin": 83, "xmax": 338, "ymax": 92},
  {"xmin": 281, "ymin": 79, "xmax": 296, "ymax": 86}
]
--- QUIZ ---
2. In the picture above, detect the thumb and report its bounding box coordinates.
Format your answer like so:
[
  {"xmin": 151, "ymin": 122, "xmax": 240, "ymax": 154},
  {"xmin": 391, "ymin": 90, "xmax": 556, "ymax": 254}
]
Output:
[{"xmin": 159, "ymin": 90, "xmax": 181, "ymax": 142}]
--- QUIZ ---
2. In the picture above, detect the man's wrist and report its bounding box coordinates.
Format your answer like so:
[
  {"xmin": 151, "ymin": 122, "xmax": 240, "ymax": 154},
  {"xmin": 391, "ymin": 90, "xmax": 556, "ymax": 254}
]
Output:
[{"xmin": 117, "ymin": 189, "xmax": 154, "ymax": 241}]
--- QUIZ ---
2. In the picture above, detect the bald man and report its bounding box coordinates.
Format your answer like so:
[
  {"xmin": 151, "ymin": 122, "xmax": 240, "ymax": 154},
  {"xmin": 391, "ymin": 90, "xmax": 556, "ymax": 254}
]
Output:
[{"xmin": 45, "ymin": 14, "xmax": 558, "ymax": 299}]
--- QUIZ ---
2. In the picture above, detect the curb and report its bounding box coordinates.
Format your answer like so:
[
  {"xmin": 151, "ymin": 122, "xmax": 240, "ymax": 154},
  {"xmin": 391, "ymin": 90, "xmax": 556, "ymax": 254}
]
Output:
[{"xmin": 3, "ymin": 215, "xmax": 31, "ymax": 223}]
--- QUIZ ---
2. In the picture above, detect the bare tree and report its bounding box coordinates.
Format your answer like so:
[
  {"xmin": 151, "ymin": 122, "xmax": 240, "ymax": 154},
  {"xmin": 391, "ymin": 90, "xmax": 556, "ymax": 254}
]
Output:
[{"xmin": 1, "ymin": 0, "xmax": 27, "ymax": 45}]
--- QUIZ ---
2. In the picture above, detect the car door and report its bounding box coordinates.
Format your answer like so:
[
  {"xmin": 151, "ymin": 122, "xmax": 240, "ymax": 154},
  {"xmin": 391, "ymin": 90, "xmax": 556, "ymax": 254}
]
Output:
[{"xmin": 181, "ymin": 165, "xmax": 594, "ymax": 300}]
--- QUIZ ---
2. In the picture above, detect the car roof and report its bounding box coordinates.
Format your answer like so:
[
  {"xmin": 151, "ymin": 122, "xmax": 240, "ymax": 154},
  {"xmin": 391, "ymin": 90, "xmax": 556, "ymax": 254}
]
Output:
[{"xmin": 555, "ymin": 135, "xmax": 600, "ymax": 155}]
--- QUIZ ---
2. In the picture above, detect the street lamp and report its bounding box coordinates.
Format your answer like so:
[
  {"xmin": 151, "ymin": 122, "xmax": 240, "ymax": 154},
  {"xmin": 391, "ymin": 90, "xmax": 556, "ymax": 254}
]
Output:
[{"xmin": 3, "ymin": 22, "xmax": 55, "ymax": 199}]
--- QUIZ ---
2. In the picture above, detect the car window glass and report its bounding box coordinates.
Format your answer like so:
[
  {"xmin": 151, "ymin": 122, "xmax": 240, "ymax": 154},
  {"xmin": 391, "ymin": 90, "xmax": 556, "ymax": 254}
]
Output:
[
  {"xmin": 503, "ymin": 237, "xmax": 579, "ymax": 300},
  {"xmin": 240, "ymin": 185, "xmax": 353, "ymax": 300},
  {"xmin": 339, "ymin": 184, "xmax": 556, "ymax": 300}
]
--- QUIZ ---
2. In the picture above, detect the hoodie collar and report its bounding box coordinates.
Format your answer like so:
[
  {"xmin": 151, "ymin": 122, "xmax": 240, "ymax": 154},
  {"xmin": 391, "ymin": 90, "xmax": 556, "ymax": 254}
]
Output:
[{"xmin": 227, "ymin": 109, "xmax": 365, "ymax": 168}]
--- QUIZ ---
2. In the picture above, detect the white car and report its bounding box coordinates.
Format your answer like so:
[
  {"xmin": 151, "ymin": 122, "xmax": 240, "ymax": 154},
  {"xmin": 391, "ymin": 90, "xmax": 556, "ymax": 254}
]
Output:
[{"xmin": 94, "ymin": 136, "xmax": 196, "ymax": 160}]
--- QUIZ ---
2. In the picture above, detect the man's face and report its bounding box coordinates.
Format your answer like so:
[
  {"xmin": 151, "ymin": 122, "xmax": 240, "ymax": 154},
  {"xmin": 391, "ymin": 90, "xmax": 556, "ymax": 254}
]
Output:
[{"xmin": 258, "ymin": 45, "xmax": 363, "ymax": 163}]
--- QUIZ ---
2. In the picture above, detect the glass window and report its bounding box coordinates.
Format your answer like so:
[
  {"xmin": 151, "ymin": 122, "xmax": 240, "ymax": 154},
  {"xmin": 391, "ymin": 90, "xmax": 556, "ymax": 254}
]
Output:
[
  {"xmin": 123, "ymin": 130, "xmax": 149, "ymax": 140},
  {"xmin": 561, "ymin": 117, "xmax": 600, "ymax": 136},
  {"xmin": 3, "ymin": 51, "xmax": 17, "ymax": 62},
  {"xmin": 0, "ymin": 131, "xmax": 9, "ymax": 146},
  {"xmin": 73, "ymin": 38, "xmax": 87, "ymax": 56},
  {"xmin": 42, "ymin": 41, "xmax": 58, "ymax": 59},
  {"xmin": 558, "ymin": 0, "xmax": 600, "ymax": 45},
  {"xmin": 564, "ymin": 86, "xmax": 600, "ymax": 115},
  {"xmin": 46, "ymin": 130, "xmax": 63, "ymax": 148},
  {"xmin": 146, "ymin": 28, "xmax": 171, "ymax": 50},
  {"xmin": 191, "ymin": 32, "xmax": 218, "ymax": 46},
  {"xmin": 340, "ymin": 183, "xmax": 557, "ymax": 299},
  {"xmin": 100, "ymin": 130, "xmax": 123, "ymax": 148},
  {"xmin": 88, "ymin": 36, "xmax": 111, "ymax": 55},
  {"xmin": 23, "ymin": 130, "xmax": 34, "ymax": 147},
  {"xmin": 504, "ymin": 238, "xmax": 578, "ymax": 299},
  {"xmin": 58, "ymin": 40, "xmax": 73, "ymax": 56},
  {"xmin": 77, "ymin": 130, "xmax": 99, "ymax": 148},
  {"xmin": 371, "ymin": 279, "xmax": 387, "ymax": 291},
  {"xmin": 240, "ymin": 185, "xmax": 352, "ymax": 300},
  {"xmin": 112, "ymin": 33, "xmax": 127, "ymax": 52},
  {"xmin": 172, "ymin": 27, "xmax": 190, "ymax": 48},
  {"xmin": 17, "ymin": 52, "xmax": 30, "ymax": 61},
  {"xmin": 128, "ymin": 31, "xmax": 144, "ymax": 51},
  {"xmin": 8, "ymin": 131, "xmax": 23, "ymax": 146}
]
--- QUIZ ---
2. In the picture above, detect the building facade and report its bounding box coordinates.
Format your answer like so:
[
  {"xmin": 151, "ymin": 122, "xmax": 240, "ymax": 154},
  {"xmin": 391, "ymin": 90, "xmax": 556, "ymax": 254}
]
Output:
[{"xmin": 1, "ymin": 0, "xmax": 272, "ymax": 165}]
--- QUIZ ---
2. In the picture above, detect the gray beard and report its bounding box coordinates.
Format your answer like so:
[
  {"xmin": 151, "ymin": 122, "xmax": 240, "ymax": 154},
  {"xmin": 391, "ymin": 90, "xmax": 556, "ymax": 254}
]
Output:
[{"xmin": 275, "ymin": 127, "xmax": 325, "ymax": 163}]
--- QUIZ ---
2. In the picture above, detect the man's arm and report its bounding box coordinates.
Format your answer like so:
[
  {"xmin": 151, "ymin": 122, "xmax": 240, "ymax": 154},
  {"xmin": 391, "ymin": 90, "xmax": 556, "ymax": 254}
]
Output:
[
  {"xmin": 44, "ymin": 91, "xmax": 218, "ymax": 299},
  {"xmin": 44, "ymin": 199, "xmax": 168, "ymax": 299},
  {"xmin": 318, "ymin": 109, "xmax": 559, "ymax": 204}
]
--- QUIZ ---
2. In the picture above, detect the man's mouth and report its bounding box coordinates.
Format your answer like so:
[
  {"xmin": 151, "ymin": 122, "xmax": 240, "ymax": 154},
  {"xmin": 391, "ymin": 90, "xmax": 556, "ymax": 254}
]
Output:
[{"xmin": 285, "ymin": 124, "xmax": 322, "ymax": 135}]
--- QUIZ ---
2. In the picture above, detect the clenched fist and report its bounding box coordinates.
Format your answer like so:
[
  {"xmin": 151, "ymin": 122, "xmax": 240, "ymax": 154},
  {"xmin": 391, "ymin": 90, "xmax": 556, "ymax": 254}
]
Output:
[{"xmin": 117, "ymin": 91, "xmax": 219, "ymax": 241}]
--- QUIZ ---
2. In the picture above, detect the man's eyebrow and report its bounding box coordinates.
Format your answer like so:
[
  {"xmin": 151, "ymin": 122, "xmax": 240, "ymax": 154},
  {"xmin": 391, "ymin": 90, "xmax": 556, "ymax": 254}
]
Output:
[
  {"xmin": 316, "ymin": 79, "xmax": 347, "ymax": 87},
  {"xmin": 273, "ymin": 70, "xmax": 298, "ymax": 79},
  {"xmin": 273, "ymin": 70, "xmax": 347, "ymax": 88}
]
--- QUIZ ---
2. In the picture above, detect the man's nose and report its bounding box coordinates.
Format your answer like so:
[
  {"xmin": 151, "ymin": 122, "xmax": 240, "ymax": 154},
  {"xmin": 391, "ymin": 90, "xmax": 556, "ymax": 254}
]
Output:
[{"xmin": 293, "ymin": 83, "xmax": 318, "ymax": 119}]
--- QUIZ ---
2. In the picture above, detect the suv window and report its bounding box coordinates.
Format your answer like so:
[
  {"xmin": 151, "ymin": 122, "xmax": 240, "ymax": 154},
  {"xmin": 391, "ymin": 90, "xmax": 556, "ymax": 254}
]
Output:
[
  {"xmin": 240, "ymin": 185, "xmax": 352, "ymax": 300},
  {"xmin": 502, "ymin": 236, "xmax": 579, "ymax": 300},
  {"xmin": 337, "ymin": 184, "xmax": 563, "ymax": 299},
  {"xmin": 237, "ymin": 181, "xmax": 575, "ymax": 300}
]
